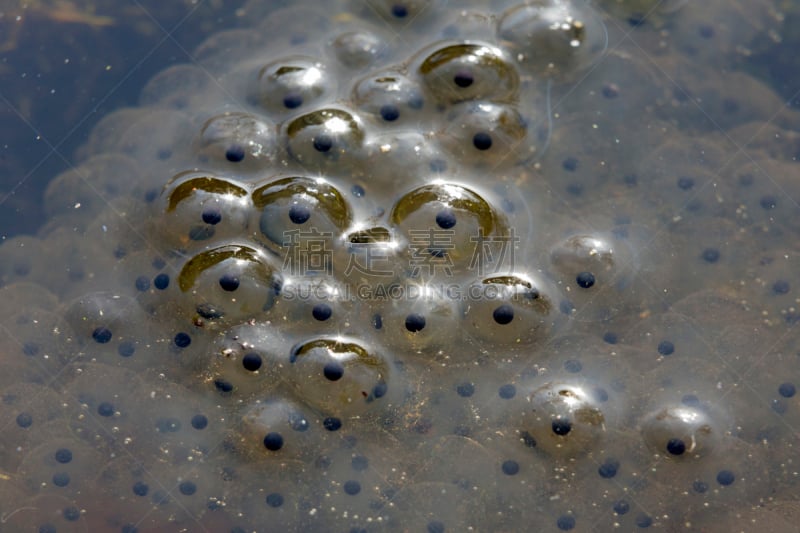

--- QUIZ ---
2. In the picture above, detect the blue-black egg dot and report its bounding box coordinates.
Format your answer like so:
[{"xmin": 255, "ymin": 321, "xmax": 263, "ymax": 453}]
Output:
[
  {"xmin": 552, "ymin": 418, "xmax": 572, "ymax": 436},
  {"xmin": 435, "ymin": 209, "xmax": 457, "ymax": 229},
  {"xmin": 498, "ymin": 384, "xmax": 516, "ymax": 399},
  {"xmin": 283, "ymin": 92, "xmax": 303, "ymax": 109},
  {"xmin": 92, "ymin": 327, "xmax": 112, "ymax": 344},
  {"xmin": 225, "ymin": 145, "xmax": 246, "ymax": 162},
  {"xmin": 118, "ymin": 341, "xmax": 135, "ymax": 357},
  {"xmin": 55, "ymin": 448, "xmax": 73, "ymax": 464},
  {"xmin": 16, "ymin": 412, "xmax": 32, "ymax": 428},
  {"xmin": 122, "ymin": 525, "xmax": 138, "ymax": 533},
  {"xmin": 63, "ymin": 506, "xmax": 81, "ymax": 521},
  {"xmin": 692, "ymin": 480, "xmax": 708, "ymax": 493},
  {"xmin": 593, "ymin": 387, "xmax": 609, "ymax": 402},
  {"xmin": 657, "ymin": 340, "xmax": 675, "ymax": 356},
  {"xmin": 613, "ymin": 500, "xmax": 630, "ymax": 515},
  {"xmin": 603, "ymin": 331, "xmax": 618, "ymax": 344},
  {"xmin": 214, "ymin": 379, "xmax": 234, "ymax": 393},
  {"xmin": 351, "ymin": 184, "xmax": 365, "ymax": 197},
  {"xmin": 219, "ymin": 274, "xmax": 240, "ymax": 291},
  {"xmin": 576, "ymin": 271, "xmax": 595, "ymax": 288},
  {"xmin": 372, "ymin": 313, "xmax": 383, "ymax": 330},
  {"xmin": 702, "ymin": 248, "xmax": 720, "ymax": 263},
  {"xmin": 313, "ymin": 134, "xmax": 333, "ymax": 152},
  {"xmin": 716, "ymin": 469, "xmax": 735, "ymax": 486},
  {"xmin": 22, "ymin": 342, "xmax": 39, "ymax": 356},
  {"xmin": 191, "ymin": 414, "xmax": 208, "ymax": 430},
  {"xmin": 557, "ymin": 515, "xmax": 576, "ymax": 531},
  {"xmin": 288, "ymin": 204, "xmax": 311, "ymax": 224},
  {"xmin": 202, "ymin": 208, "xmax": 222, "ymax": 225},
  {"xmin": 598, "ymin": 459, "xmax": 619, "ymax": 478},
  {"xmin": 352, "ymin": 455, "xmax": 369, "ymax": 471},
  {"xmin": 760, "ymin": 195, "xmax": 777, "ymax": 210},
  {"xmin": 135, "ymin": 276, "xmax": 150, "ymax": 291},
  {"xmin": 154, "ymin": 273, "xmax": 170, "ymax": 290},
  {"xmin": 323, "ymin": 361, "xmax": 345, "ymax": 381},
  {"xmin": 38, "ymin": 524, "xmax": 56, "ymax": 533},
  {"xmin": 773, "ymin": 280, "xmax": 790, "ymax": 294},
  {"xmin": 174, "ymin": 332, "xmax": 191, "ymax": 348},
  {"xmin": 427, "ymin": 521, "xmax": 445, "ymax": 533},
  {"xmin": 266, "ymin": 493, "xmax": 284, "ymax": 507},
  {"xmin": 473, "ymin": 132, "xmax": 492, "ymax": 150},
  {"xmin": 405, "ymin": 313, "xmax": 426, "ymax": 332},
  {"xmin": 179, "ymin": 481, "xmax": 197, "ymax": 495},
  {"xmin": 242, "ymin": 352, "xmax": 262, "ymax": 372},
  {"xmin": 323, "ymin": 417, "xmax": 342, "ymax": 431},
  {"xmin": 562, "ymin": 157, "xmax": 578, "ymax": 171},
  {"xmin": 682, "ymin": 394, "xmax": 700, "ymax": 407},
  {"xmin": 492, "ymin": 304, "xmax": 514, "ymax": 325},
  {"xmin": 666, "ymin": 438, "xmax": 686, "ymax": 455},
  {"xmin": 98, "ymin": 402, "xmax": 114, "ymax": 417},
  {"xmin": 153, "ymin": 257, "xmax": 166, "ymax": 270},
  {"xmin": 453, "ymin": 70, "xmax": 473, "ymax": 87},
  {"xmin": 779, "ymin": 382, "xmax": 796, "ymax": 398},
  {"xmin": 564, "ymin": 359, "xmax": 582, "ymax": 373},
  {"xmin": 391, "ymin": 3, "xmax": 408, "ymax": 17},
  {"xmin": 373, "ymin": 382, "xmax": 388, "ymax": 398},
  {"xmin": 501, "ymin": 460, "xmax": 519, "ymax": 476},
  {"xmin": 263, "ymin": 432, "xmax": 284, "ymax": 451},
  {"xmin": 636, "ymin": 514, "xmax": 653, "ymax": 528},
  {"xmin": 133, "ymin": 481, "xmax": 149, "ymax": 496},
  {"xmin": 456, "ymin": 382, "xmax": 475, "ymax": 398},
  {"xmin": 380, "ymin": 104, "xmax": 400, "ymax": 121},
  {"xmin": 677, "ymin": 176, "xmax": 695, "ymax": 190},
  {"xmin": 52, "ymin": 472, "xmax": 70, "ymax": 487},
  {"xmin": 603, "ymin": 84, "xmax": 620, "ymax": 99},
  {"xmin": 343, "ymin": 480, "xmax": 361, "ymax": 495},
  {"xmin": 312, "ymin": 303, "xmax": 333, "ymax": 321}
]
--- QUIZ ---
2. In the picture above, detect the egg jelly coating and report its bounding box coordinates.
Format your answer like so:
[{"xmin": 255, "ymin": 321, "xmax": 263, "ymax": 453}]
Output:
[{"xmin": 2, "ymin": 0, "xmax": 800, "ymax": 531}]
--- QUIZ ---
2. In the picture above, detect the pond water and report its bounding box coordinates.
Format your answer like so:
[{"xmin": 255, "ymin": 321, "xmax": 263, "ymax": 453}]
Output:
[{"xmin": 1, "ymin": 0, "xmax": 800, "ymax": 531}]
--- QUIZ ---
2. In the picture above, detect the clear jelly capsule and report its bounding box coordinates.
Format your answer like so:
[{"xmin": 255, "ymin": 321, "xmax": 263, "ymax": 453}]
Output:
[
  {"xmin": 287, "ymin": 336, "xmax": 396, "ymax": 419},
  {"xmin": 195, "ymin": 111, "xmax": 279, "ymax": 171},
  {"xmin": 517, "ymin": 381, "xmax": 609, "ymax": 457},
  {"xmin": 352, "ymin": 70, "xmax": 427, "ymax": 125},
  {"xmin": 413, "ymin": 41, "xmax": 520, "ymax": 105},
  {"xmin": 232, "ymin": 396, "xmax": 325, "ymax": 459},
  {"xmin": 176, "ymin": 244, "xmax": 283, "ymax": 326},
  {"xmin": 253, "ymin": 175, "xmax": 352, "ymax": 257},
  {"xmin": 330, "ymin": 28, "xmax": 388, "ymax": 70},
  {"xmin": 462, "ymin": 273, "xmax": 560, "ymax": 349},
  {"xmin": 639, "ymin": 403, "xmax": 724, "ymax": 460},
  {"xmin": 357, "ymin": 131, "xmax": 449, "ymax": 193},
  {"xmin": 253, "ymin": 56, "xmax": 333, "ymax": 116},
  {"xmin": 284, "ymin": 107, "xmax": 366, "ymax": 172},
  {"xmin": 439, "ymin": 101, "xmax": 533, "ymax": 167},
  {"xmin": 155, "ymin": 170, "xmax": 252, "ymax": 253},
  {"xmin": 497, "ymin": 0, "xmax": 608, "ymax": 77},
  {"xmin": 389, "ymin": 182, "xmax": 510, "ymax": 280}
]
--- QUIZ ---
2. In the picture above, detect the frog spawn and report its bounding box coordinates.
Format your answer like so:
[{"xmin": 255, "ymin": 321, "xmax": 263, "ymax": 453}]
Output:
[{"xmin": 1, "ymin": 0, "xmax": 798, "ymax": 531}]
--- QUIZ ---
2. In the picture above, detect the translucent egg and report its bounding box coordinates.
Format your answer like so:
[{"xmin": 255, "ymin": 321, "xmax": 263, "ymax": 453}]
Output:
[
  {"xmin": 284, "ymin": 107, "xmax": 367, "ymax": 171},
  {"xmin": 497, "ymin": 0, "xmax": 608, "ymax": 77},
  {"xmin": 252, "ymin": 56, "xmax": 334, "ymax": 116},
  {"xmin": 413, "ymin": 41, "xmax": 521, "ymax": 105},
  {"xmin": 252, "ymin": 175, "xmax": 353, "ymax": 259},
  {"xmin": 389, "ymin": 182, "xmax": 510, "ymax": 280}
]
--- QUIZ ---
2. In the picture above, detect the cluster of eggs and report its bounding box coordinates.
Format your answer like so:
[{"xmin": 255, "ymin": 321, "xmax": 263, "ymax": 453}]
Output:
[{"xmin": 1, "ymin": 0, "xmax": 799, "ymax": 531}]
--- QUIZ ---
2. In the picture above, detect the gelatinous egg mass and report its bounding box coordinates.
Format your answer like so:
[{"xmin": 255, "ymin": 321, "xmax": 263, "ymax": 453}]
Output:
[{"xmin": 2, "ymin": 0, "xmax": 798, "ymax": 531}]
